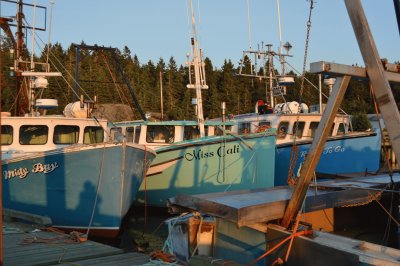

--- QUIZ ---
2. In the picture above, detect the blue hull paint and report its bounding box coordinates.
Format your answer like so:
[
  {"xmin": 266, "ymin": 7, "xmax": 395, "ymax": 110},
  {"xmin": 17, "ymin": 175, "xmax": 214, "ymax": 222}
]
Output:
[
  {"xmin": 2, "ymin": 144, "xmax": 154, "ymax": 235},
  {"xmin": 137, "ymin": 132, "xmax": 276, "ymax": 207},
  {"xmin": 275, "ymin": 133, "xmax": 381, "ymax": 186}
]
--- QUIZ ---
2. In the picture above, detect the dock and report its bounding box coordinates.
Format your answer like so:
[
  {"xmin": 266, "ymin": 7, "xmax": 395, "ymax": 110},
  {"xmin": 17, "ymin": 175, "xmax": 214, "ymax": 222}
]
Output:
[
  {"xmin": 2, "ymin": 221, "xmax": 150, "ymax": 266},
  {"xmin": 169, "ymin": 173, "xmax": 400, "ymax": 227}
]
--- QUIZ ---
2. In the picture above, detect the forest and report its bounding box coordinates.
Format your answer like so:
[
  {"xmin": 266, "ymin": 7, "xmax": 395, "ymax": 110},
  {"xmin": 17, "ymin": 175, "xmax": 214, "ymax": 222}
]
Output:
[{"xmin": 1, "ymin": 41, "xmax": 399, "ymax": 121}]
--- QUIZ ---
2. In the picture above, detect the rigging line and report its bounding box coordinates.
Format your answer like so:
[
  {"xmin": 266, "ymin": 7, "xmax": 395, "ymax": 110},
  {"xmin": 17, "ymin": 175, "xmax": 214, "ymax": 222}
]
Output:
[
  {"xmin": 370, "ymin": 83, "xmax": 394, "ymax": 179},
  {"xmin": 45, "ymin": 0, "xmax": 55, "ymax": 71},
  {"xmin": 185, "ymin": 0, "xmax": 193, "ymax": 57},
  {"xmin": 282, "ymin": 58, "xmax": 349, "ymax": 115},
  {"xmin": 30, "ymin": 0, "xmax": 37, "ymax": 70},
  {"xmin": 22, "ymin": 18, "xmax": 92, "ymax": 100},
  {"xmin": 86, "ymin": 142, "xmax": 107, "ymax": 237},
  {"xmin": 276, "ymin": 0, "xmax": 283, "ymax": 62},
  {"xmin": 100, "ymin": 52, "xmax": 132, "ymax": 107},
  {"xmin": 246, "ymin": 0, "xmax": 252, "ymax": 50},
  {"xmin": 24, "ymin": 19, "xmax": 92, "ymax": 100},
  {"xmin": 367, "ymin": 190, "xmax": 400, "ymax": 226}
]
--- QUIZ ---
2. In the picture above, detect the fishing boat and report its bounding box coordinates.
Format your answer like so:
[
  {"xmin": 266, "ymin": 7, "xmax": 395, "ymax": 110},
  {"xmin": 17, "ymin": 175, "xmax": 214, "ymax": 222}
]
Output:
[
  {"xmin": 219, "ymin": 4, "xmax": 381, "ymax": 186},
  {"xmin": 111, "ymin": 120, "xmax": 276, "ymax": 207},
  {"xmin": 0, "ymin": 1, "xmax": 156, "ymax": 237},
  {"xmin": 110, "ymin": 1, "xmax": 277, "ymax": 207},
  {"xmin": 227, "ymin": 104, "xmax": 380, "ymax": 186}
]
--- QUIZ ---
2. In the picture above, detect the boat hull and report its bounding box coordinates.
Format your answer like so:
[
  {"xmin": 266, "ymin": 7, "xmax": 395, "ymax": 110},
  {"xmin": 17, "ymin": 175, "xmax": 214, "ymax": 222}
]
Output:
[
  {"xmin": 137, "ymin": 131, "xmax": 276, "ymax": 207},
  {"xmin": 2, "ymin": 143, "xmax": 155, "ymax": 237},
  {"xmin": 275, "ymin": 132, "xmax": 381, "ymax": 186}
]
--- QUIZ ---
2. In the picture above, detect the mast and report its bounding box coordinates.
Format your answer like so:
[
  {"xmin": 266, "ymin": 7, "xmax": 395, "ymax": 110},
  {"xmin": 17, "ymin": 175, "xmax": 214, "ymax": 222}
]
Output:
[
  {"xmin": 186, "ymin": 0, "xmax": 208, "ymax": 137},
  {"xmin": 15, "ymin": 0, "xmax": 24, "ymax": 115}
]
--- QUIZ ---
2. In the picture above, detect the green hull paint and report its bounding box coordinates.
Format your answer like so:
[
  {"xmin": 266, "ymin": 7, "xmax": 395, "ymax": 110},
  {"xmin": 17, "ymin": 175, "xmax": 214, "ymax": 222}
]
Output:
[{"xmin": 137, "ymin": 130, "xmax": 276, "ymax": 207}]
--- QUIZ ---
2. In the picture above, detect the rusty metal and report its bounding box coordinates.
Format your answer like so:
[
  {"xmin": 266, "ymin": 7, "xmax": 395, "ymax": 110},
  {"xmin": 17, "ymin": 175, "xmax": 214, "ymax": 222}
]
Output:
[{"xmin": 0, "ymin": 17, "xmax": 16, "ymax": 46}]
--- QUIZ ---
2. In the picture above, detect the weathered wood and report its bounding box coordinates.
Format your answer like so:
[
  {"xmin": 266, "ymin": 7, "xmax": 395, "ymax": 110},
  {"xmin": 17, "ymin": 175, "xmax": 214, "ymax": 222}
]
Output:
[
  {"xmin": 266, "ymin": 224, "xmax": 400, "ymax": 266},
  {"xmin": 56, "ymin": 252, "xmax": 150, "ymax": 266},
  {"xmin": 345, "ymin": 0, "xmax": 400, "ymax": 177},
  {"xmin": 170, "ymin": 174, "xmax": 400, "ymax": 227},
  {"xmin": 281, "ymin": 76, "xmax": 351, "ymax": 228},
  {"xmin": 2, "ymin": 221, "xmax": 128, "ymax": 266}
]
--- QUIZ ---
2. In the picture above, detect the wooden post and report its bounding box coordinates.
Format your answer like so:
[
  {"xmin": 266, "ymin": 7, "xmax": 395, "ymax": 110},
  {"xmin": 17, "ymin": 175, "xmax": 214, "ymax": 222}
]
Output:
[
  {"xmin": 281, "ymin": 76, "xmax": 351, "ymax": 228},
  {"xmin": 345, "ymin": 0, "xmax": 400, "ymax": 166}
]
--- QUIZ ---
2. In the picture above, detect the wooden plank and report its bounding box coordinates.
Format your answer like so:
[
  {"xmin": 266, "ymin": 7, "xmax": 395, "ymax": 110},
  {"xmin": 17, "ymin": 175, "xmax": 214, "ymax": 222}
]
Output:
[
  {"xmin": 2, "ymin": 223, "xmax": 124, "ymax": 266},
  {"xmin": 345, "ymin": 0, "xmax": 400, "ymax": 166},
  {"xmin": 171, "ymin": 174, "xmax": 400, "ymax": 227},
  {"xmin": 56, "ymin": 252, "xmax": 150, "ymax": 266},
  {"xmin": 266, "ymin": 224, "xmax": 400, "ymax": 265}
]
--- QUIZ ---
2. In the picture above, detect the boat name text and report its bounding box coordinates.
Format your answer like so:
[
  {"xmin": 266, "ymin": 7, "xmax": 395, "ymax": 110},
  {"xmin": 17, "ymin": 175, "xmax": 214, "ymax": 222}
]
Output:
[
  {"xmin": 185, "ymin": 145, "xmax": 240, "ymax": 161},
  {"xmin": 4, "ymin": 162, "xmax": 59, "ymax": 180},
  {"xmin": 300, "ymin": 145, "xmax": 345, "ymax": 158}
]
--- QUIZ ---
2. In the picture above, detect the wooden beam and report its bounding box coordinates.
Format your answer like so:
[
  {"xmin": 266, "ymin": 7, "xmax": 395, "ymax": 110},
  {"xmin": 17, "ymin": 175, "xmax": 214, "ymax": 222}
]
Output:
[
  {"xmin": 310, "ymin": 61, "xmax": 400, "ymax": 84},
  {"xmin": 345, "ymin": 0, "xmax": 400, "ymax": 171},
  {"xmin": 170, "ymin": 174, "xmax": 400, "ymax": 227},
  {"xmin": 280, "ymin": 76, "xmax": 351, "ymax": 228}
]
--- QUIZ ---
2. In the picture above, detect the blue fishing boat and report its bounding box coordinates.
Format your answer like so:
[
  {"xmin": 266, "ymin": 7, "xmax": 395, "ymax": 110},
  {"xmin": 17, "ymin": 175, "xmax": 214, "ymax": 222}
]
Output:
[
  {"xmin": 228, "ymin": 111, "xmax": 381, "ymax": 186},
  {"xmin": 0, "ymin": 2, "xmax": 156, "ymax": 237},
  {"xmin": 3, "ymin": 143, "xmax": 155, "ymax": 237},
  {"xmin": 224, "ymin": 31, "xmax": 382, "ymax": 186}
]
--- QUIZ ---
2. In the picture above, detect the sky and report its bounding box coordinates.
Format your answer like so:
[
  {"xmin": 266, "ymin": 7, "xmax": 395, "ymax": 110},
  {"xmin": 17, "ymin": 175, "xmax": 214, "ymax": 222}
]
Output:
[{"xmin": 0, "ymin": 0, "xmax": 399, "ymax": 72}]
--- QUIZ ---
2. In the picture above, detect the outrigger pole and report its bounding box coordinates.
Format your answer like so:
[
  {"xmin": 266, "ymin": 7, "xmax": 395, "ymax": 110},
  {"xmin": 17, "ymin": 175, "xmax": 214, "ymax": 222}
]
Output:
[{"xmin": 72, "ymin": 43, "xmax": 147, "ymax": 121}]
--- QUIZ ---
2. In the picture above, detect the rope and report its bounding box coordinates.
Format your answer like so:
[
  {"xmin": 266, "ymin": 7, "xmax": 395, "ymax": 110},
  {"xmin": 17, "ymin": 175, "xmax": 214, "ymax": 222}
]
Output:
[
  {"xmin": 150, "ymin": 250, "xmax": 177, "ymax": 263},
  {"xmin": 246, "ymin": 0, "xmax": 253, "ymax": 51},
  {"xmin": 284, "ymin": 212, "xmax": 302, "ymax": 262},
  {"xmin": 143, "ymin": 145, "xmax": 148, "ymax": 234},
  {"xmin": 246, "ymin": 228, "xmax": 313, "ymax": 265},
  {"xmin": 100, "ymin": 52, "xmax": 133, "ymax": 108},
  {"xmin": 45, "ymin": 0, "xmax": 55, "ymax": 71},
  {"xmin": 21, "ymin": 228, "xmax": 87, "ymax": 245},
  {"xmin": 30, "ymin": 0, "xmax": 37, "ymax": 69},
  {"xmin": 369, "ymin": 83, "xmax": 394, "ymax": 181},
  {"xmin": 85, "ymin": 142, "xmax": 107, "ymax": 237}
]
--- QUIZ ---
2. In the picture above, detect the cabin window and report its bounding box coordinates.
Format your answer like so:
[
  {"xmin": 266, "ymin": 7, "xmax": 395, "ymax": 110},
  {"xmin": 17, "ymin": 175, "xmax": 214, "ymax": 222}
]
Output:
[
  {"xmin": 84, "ymin": 126, "xmax": 104, "ymax": 144},
  {"xmin": 126, "ymin": 127, "xmax": 134, "ymax": 143},
  {"xmin": 239, "ymin": 122, "xmax": 251, "ymax": 134},
  {"xmin": 135, "ymin": 126, "xmax": 141, "ymax": 143},
  {"xmin": 215, "ymin": 125, "xmax": 231, "ymax": 136},
  {"xmin": 53, "ymin": 125, "xmax": 79, "ymax": 144},
  {"xmin": 337, "ymin": 123, "xmax": 346, "ymax": 135},
  {"xmin": 257, "ymin": 120, "xmax": 271, "ymax": 132},
  {"xmin": 20, "ymin": 125, "xmax": 48, "ymax": 145},
  {"xmin": 309, "ymin": 122, "xmax": 319, "ymax": 138},
  {"xmin": 292, "ymin": 122, "xmax": 305, "ymax": 139},
  {"xmin": 110, "ymin": 127, "xmax": 123, "ymax": 142},
  {"xmin": 184, "ymin": 126, "xmax": 200, "ymax": 140},
  {"xmin": 277, "ymin": 121, "xmax": 289, "ymax": 139},
  {"xmin": 1, "ymin": 125, "xmax": 13, "ymax": 145},
  {"xmin": 146, "ymin": 125, "xmax": 174, "ymax": 143}
]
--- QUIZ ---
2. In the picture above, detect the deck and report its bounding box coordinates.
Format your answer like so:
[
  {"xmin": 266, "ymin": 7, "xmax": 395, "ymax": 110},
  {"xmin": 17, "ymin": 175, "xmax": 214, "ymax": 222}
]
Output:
[
  {"xmin": 169, "ymin": 173, "xmax": 400, "ymax": 227},
  {"xmin": 2, "ymin": 221, "xmax": 150, "ymax": 266}
]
